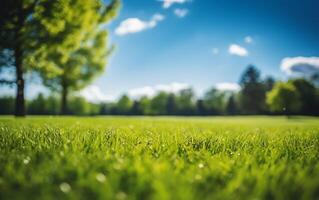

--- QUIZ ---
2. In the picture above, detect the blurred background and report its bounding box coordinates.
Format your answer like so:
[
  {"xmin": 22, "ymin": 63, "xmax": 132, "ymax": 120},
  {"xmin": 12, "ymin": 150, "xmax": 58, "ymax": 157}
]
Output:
[{"xmin": 1, "ymin": 0, "xmax": 319, "ymax": 116}]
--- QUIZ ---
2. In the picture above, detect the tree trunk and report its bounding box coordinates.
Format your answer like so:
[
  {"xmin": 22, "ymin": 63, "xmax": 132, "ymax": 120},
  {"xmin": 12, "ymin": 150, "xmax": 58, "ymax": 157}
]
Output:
[
  {"xmin": 14, "ymin": 2, "xmax": 26, "ymax": 117},
  {"xmin": 61, "ymin": 84, "xmax": 68, "ymax": 115},
  {"xmin": 14, "ymin": 47, "xmax": 25, "ymax": 117}
]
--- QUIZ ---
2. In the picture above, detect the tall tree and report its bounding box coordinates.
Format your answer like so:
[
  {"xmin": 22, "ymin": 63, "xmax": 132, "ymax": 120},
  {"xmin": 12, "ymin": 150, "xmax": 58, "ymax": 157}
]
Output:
[
  {"xmin": 239, "ymin": 65, "xmax": 266, "ymax": 114},
  {"xmin": 266, "ymin": 82, "xmax": 301, "ymax": 115},
  {"xmin": 131, "ymin": 100, "xmax": 143, "ymax": 115},
  {"xmin": 139, "ymin": 96, "xmax": 152, "ymax": 115},
  {"xmin": 196, "ymin": 99, "xmax": 207, "ymax": 115},
  {"xmin": 226, "ymin": 94, "xmax": 238, "ymax": 115},
  {"xmin": 150, "ymin": 92, "xmax": 169, "ymax": 115},
  {"xmin": 166, "ymin": 94, "xmax": 177, "ymax": 115},
  {"xmin": 0, "ymin": 0, "xmax": 41, "ymax": 116},
  {"xmin": 203, "ymin": 88, "xmax": 226, "ymax": 115},
  {"xmin": 176, "ymin": 89, "xmax": 196, "ymax": 115},
  {"xmin": 290, "ymin": 78, "xmax": 318, "ymax": 115},
  {"xmin": 32, "ymin": 0, "xmax": 120, "ymax": 114},
  {"xmin": 116, "ymin": 95, "xmax": 133, "ymax": 115},
  {"xmin": 264, "ymin": 76, "xmax": 275, "ymax": 92}
]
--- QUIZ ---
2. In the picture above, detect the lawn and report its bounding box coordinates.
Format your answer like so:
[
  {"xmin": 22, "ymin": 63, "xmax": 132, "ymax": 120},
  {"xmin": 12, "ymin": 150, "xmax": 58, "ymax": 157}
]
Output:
[{"xmin": 0, "ymin": 116, "xmax": 318, "ymax": 200}]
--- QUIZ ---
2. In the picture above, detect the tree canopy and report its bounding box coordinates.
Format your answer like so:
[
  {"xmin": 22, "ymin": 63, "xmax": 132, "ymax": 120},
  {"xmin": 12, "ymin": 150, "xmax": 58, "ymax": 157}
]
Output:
[
  {"xmin": 30, "ymin": 0, "xmax": 120, "ymax": 114},
  {"xmin": 266, "ymin": 82, "xmax": 301, "ymax": 115}
]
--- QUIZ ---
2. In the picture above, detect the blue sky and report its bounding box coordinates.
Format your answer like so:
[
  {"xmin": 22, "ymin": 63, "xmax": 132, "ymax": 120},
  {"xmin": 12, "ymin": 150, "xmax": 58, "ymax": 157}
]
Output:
[
  {"xmin": 1, "ymin": 0, "xmax": 319, "ymax": 101},
  {"xmin": 93, "ymin": 0, "xmax": 319, "ymax": 101}
]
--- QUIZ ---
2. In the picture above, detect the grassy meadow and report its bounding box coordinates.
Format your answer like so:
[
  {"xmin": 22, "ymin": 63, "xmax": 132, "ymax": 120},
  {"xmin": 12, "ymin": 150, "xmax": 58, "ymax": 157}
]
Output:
[{"xmin": 0, "ymin": 116, "xmax": 318, "ymax": 200}]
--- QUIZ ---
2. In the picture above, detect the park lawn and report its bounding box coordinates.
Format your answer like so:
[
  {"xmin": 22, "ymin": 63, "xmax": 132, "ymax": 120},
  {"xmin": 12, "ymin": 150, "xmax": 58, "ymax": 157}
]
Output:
[{"xmin": 0, "ymin": 116, "xmax": 318, "ymax": 200}]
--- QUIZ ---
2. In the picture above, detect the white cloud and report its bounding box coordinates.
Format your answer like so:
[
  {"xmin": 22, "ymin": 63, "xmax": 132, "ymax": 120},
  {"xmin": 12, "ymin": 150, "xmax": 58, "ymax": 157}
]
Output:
[
  {"xmin": 174, "ymin": 8, "xmax": 189, "ymax": 18},
  {"xmin": 115, "ymin": 14, "xmax": 165, "ymax": 36},
  {"xmin": 228, "ymin": 44, "xmax": 249, "ymax": 57},
  {"xmin": 212, "ymin": 48, "xmax": 219, "ymax": 55},
  {"xmin": 244, "ymin": 36, "xmax": 253, "ymax": 44},
  {"xmin": 79, "ymin": 85, "xmax": 115, "ymax": 103},
  {"xmin": 161, "ymin": 0, "xmax": 187, "ymax": 9},
  {"xmin": 128, "ymin": 82, "xmax": 189, "ymax": 98},
  {"xmin": 215, "ymin": 82, "xmax": 241, "ymax": 92},
  {"xmin": 281, "ymin": 57, "xmax": 319, "ymax": 76}
]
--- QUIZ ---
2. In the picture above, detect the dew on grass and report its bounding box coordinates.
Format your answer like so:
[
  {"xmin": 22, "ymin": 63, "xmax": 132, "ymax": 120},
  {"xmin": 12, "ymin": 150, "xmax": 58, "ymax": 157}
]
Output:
[
  {"xmin": 198, "ymin": 163, "xmax": 204, "ymax": 169},
  {"xmin": 96, "ymin": 173, "xmax": 106, "ymax": 183},
  {"xmin": 116, "ymin": 191, "xmax": 127, "ymax": 200},
  {"xmin": 194, "ymin": 174, "xmax": 202, "ymax": 181},
  {"xmin": 60, "ymin": 182, "xmax": 71, "ymax": 193},
  {"xmin": 23, "ymin": 156, "xmax": 31, "ymax": 165}
]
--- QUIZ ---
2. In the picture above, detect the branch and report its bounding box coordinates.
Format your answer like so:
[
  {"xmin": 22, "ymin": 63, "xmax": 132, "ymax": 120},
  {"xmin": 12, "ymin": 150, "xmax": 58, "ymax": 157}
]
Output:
[{"xmin": 0, "ymin": 79, "xmax": 15, "ymax": 85}]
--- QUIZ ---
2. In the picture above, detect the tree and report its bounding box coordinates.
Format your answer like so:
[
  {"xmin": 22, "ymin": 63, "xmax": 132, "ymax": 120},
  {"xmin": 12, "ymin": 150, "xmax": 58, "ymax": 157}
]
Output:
[
  {"xmin": 196, "ymin": 99, "xmax": 207, "ymax": 115},
  {"xmin": 68, "ymin": 96, "xmax": 91, "ymax": 115},
  {"xmin": 290, "ymin": 78, "xmax": 318, "ymax": 115},
  {"xmin": 239, "ymin": 65, "xmax": 266, "ymax": 114},
  {"xmin": 266, "ymin": 82, "xmax": 301, "ymax": 115},
  {"xmin": 0, "ymin": 96, "xmax": 14, "ymax": 115},
  {"xmin": 264, "ymin": 76, "xmax": 275, "ymax": 92},
  {"xmin": 203, "ymin": 88, "xmax": 226, "ymax": 115},
  {"xmin": 166, "ymin": 94, "xmax": 177, "ymax": 115},
  {"xmin": 0, "ymin": 0, "xmax": 42, "ymax": 116},
  {"xmin": 32, "ymin": 0, "xmax": 120, "ymax": 114},
  {"xmin": 139, "ymin": 96, "xmax": 152, "ymax": 115},
  {"xmin": 131, "ymin": 100, "xmax": 143, "ymax": 115},
  {"xmin": 175, "ymin": 89, "xmax": 196, "ymax": 115},
  {"xmin": 28, "ymin": 93, "xmax": 47, "ymax": 115},
  {"xmin": 116, "ymin": 95, "xmax": 133, "ymax": 115},
  {"xmin": 226, "ymin": 94, "xmax": 238, "ymax": 115},
  {"xmin": 150, "ymin": 92, "xmax": 169, "ymax": 115}
]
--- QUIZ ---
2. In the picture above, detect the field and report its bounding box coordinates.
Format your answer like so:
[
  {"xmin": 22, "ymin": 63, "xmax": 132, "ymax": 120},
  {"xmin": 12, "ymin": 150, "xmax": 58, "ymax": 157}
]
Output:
[{"xmin": 0, "ymin": 116, "xmax": 319, "ymax": 200}]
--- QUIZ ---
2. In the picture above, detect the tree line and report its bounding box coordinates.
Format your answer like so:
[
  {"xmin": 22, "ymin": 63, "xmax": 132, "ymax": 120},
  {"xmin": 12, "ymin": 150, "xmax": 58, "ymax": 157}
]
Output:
[
  {"xmin": 0, "ymin": 0, "xmax": 120, "ymax": 116},
  {"xmin": 1, "ymin": 65, "xmax": 318, "ymax": 116}
]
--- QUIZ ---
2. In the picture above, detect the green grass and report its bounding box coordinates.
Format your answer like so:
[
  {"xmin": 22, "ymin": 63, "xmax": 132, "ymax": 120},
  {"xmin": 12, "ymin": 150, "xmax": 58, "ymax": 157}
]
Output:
[{"xmin": 0, "ymin": 116, "xmax": 319, "ymax": 200}]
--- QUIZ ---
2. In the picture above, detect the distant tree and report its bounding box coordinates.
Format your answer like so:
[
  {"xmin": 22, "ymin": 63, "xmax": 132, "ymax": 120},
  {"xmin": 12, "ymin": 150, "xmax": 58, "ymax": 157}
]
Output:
[
  {"xmin": 226, "ymin": 94, "xmax": 238, "ymax": 115},
  {"xmin": 46, "ymin": 95, "xmax": 60, "ymax": 115},
  {"xmin": 28, "ymin": 93, "xmax": 47, "ymax": 115},
  {"xmin": 166, "ymin": 94, "xmax": 177, "ymax": 115},
  {"xmin": 68, "ymin": 96, "xmax": 100, "ymax": 115},
  {"xmin": 264, "ymin": 76, "xmax": 276, "ymax": 92},
  {"xmin": 176, "ymin": 89, "xmax": 196, "ymax": 115},
  {"xmin": 203, "ymin": 88, "xmax": 226, "ymax": 115},
  {"xmin": 196, "ymin": 99, "xmax": 207, "ymax": 115},
  {"xmin": 266, "ymin": 82, "xmax": 301, "ymax": 115},
  {"xmin": 131, "ymin": 100, "xmax": 143, "ymax": 115},
  {"xmin": 0, "ymin": 96, "xmax": 14, "ymax": 115},
  {"xmin": 290, "ymin": 78, "xmax": 318, "ymax": 115},
  {"xmin": 239, "ymin": 65, "xmax": 266, "ymax": 114},
  {"xmin": 33, "ymin": 0, "xmax": 120, "ymax": 115},
  {"xmin": 117, "ymin": 95, "xmax": 133, "ymax": 115},
  {"xmin": 139, "ymin": 96, "xmax": 152, "ymax": 115},
  {"xmin": 27, "ymin": 94, "xmax": 60, "ymax": 115},
  {"xmin": 150, "ymin": 92, "xmax": 169, "ymax": 115},
  {"xmin": 100, "ymin": 103, "xmax": 111, "ymax": 115}
]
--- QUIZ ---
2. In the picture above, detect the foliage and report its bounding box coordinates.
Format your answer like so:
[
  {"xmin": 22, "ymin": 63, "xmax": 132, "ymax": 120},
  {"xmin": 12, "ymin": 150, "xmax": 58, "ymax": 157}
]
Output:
[
  {"xmin": 0, "ymin": 96, "xmax": 14, "ymax": 114},
  {"xmin": 290, "ymin": 78, "xmax": 319, "ymax": 115},
  {"xmin": 225, "ymin": 94, "xmax": 238, "ymax": 115},
  {"xmin": 0, "ymin": 117, "xmax": 318, "ymax": 199},
  {"xmin": 28, "ymin": 0, "xmax": 120, "ymax": 114},
  {"xmin": 239, "ymin": 65, "xmax": 267, "ymax": 114},
  {"xmin": 0, "ymin": 0, "xmax": 120, "ymax": 116},
  {"xmin": 0, "ymin": 0, "xmax": 44, "ymax": 116},
  {"xmin": 150, "ymin": 92, "xmax": 170, "ymax": 115},
  {"xmin": 203, "ymin": 88, "xmax": 227, "ymax": 115},
  {"xmin": 116, "ymin": 95, "xmax": 133, "ymax": 115},
  {"xmin": 266, "ymin": 82, "xmax": 301, "ymax": 114}
]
